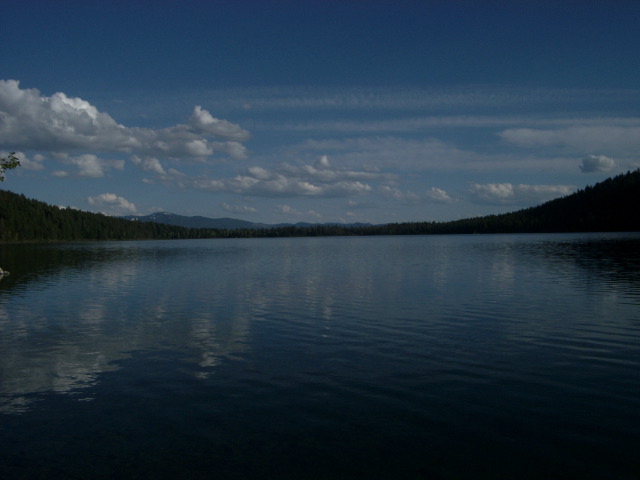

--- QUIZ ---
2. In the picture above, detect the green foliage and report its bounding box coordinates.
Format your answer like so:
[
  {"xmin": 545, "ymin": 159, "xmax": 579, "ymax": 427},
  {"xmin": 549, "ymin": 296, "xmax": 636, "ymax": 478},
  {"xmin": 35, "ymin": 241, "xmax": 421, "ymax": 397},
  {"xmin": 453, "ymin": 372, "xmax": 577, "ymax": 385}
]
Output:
[
  {"xmin": 0, "ymin": 169, "xmax": 638, "ymax": 242},
  {"xmin": 0, "ymin": 191, "xmax": 223, "ymax": 242},
  {"xmin": 0, "ymin": 152, "xmax": 20, "ymax": 181}
]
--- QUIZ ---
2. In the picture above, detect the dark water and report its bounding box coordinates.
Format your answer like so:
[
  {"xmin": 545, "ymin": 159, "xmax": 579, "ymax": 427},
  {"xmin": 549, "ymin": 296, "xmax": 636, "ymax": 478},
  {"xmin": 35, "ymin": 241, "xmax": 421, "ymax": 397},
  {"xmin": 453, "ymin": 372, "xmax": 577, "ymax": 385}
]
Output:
[{"xmin": 1, "ymin": 233, "xmax": 639, "ymax": 479}]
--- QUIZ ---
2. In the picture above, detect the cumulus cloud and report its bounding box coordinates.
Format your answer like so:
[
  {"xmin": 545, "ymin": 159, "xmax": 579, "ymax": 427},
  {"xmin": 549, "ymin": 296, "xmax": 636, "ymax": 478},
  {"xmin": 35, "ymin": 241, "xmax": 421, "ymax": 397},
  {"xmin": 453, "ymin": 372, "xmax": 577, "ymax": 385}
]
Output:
[
  {"xmin": 469, "ymin": 183, "xmax": 575, "ymax": 205},
  {"xmin": 211, "ymin": 141, "xmax": 248, "ymax": 160},
  {"xmin": 189, "ymin": 106, "xmax": 250, "ymax": 141},
  {"xmin": 378, "ymin": 185, "xmax": 454, "ymax": 204},
  {"xmin": 0, "ymin": 80, "xmax": 250, "ymax": 164},
  {"xmin": 277, "ymin": 204, "xmax": 303, "ymax": 219},
  {"xmin": 186, "ymin": 155, "xmax": 391, "ymax": 198},
  {"xmin": 425, "ymin": 187, "xmax": 453, "ymax": 203},
  {"xmin": 58, "ymin": 154, "xmax": 125, "ymax": 177},
  {"xmin": 87, "ymin": 193, "xmax": 137, "ymax": 214},
  {"xmin": 579, "ymin": 154, "xmax": 615, "ymax": 173},
  {"xmin": 278, "ymin": 205, "xmax": 295, "ymax": 214},
  {"xmin": 378, "ymin": 185, "xmax": 420, "ymax": 203},
  {"xmin": 131, "ymin": 155, "xmax": 166, "ymax": 175}
]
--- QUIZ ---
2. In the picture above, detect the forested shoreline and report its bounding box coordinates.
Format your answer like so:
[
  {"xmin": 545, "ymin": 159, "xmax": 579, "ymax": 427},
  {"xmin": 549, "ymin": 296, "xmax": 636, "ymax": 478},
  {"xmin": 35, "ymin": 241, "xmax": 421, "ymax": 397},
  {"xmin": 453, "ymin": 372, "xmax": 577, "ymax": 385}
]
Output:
[{"xmin": 1, "ymin": 169, "xmax": 639, "ymax": 242}]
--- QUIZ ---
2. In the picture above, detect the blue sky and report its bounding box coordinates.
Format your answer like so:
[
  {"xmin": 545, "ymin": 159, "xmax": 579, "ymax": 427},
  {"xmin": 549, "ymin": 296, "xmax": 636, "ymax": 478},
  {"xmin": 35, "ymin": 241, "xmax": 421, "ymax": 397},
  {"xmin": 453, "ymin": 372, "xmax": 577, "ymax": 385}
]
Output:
[{"xmin": 2, "ymin": 1, "xmax": 639, "ymax": 224}]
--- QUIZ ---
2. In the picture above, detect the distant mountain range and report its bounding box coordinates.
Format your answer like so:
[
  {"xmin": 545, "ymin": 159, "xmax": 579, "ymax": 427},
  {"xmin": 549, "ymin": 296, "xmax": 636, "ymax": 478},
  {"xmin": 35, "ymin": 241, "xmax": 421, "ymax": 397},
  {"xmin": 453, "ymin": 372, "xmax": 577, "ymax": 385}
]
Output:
[
  {"xmin": 121, "ymin": 211, "xmax": 373, "ymax": 230},
  {"xmin": 122, "ymin": 212, "xmax": 268, "ymax": 229}
]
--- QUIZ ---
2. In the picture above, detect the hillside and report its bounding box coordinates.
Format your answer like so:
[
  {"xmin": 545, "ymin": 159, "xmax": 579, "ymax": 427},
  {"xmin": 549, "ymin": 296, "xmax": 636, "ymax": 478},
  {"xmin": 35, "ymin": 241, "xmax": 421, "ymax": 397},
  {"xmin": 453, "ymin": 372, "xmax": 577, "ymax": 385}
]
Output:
[
  {"xmin": 367, "ymin": 169, "xmax": 640, "ymax": 236},
  {"xmin": 1, "ymin": 169, "xmax": 639, "ymax": 242},
  {"xmin": 0, "ymin": 193, "xmax": 215, "ymax": 242},
  {"xmin": 439, "ymin": 169, "xmax": 640, "ymax": 235}
]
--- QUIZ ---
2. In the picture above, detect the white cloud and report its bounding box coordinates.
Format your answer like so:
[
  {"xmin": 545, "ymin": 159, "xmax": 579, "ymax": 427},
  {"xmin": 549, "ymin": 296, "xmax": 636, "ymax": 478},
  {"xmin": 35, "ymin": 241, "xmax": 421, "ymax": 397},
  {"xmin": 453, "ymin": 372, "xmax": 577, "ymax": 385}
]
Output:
[
  {"xmin": 87, "ymin": 193, "xmax": 137, "ymax": 214},
  {"xmin": 426, "ymin": 187, "xmax": 453, "ymax": 203},
  {"xmin": 221, "ymin": 202, "xmax": 257, "ymax": 214},
  {"xmin": 184, "ymin": 139, "xmax": 213, "ymax": 157},
  {"xmin": 189, "ymin": 105, "xmax": 250, "ymax": 141},
  {"xmin": 131, "ymin": 155, "xmax": 166, "ymax": 175},
  {"xmin": 469, "ymin": 183, "xmax": 575, "ymax": 205},
  {"xmin": 186, "ymin": 156, "xmax": 388, "ymax": 198},
  {"xmin": 59, "ymin": 154, "xmax": 124, "ymax": 178},
  {"xmin": 378, "ymin": 185, "xmax": 453, "ymax": 204},
  {"xmin": 499, "ymin": 125, "xmax": 640, "ymax": 154},
  {"xmin": 378, "ymin": 186, "xmax": 420, "ymax": 203},
  {"xmin": 210, "ymin": 141, "xmax": 247, "ymax": 160},
  {"xmin": 0, "ymin": 80, "xmax": 250, "ymax": 164},
  {"xmin": 277, "ymin": 204, "xmax": 298, "ymax": 215},
  {"xmin": 579, "ymin": 154, "xmax": 615, "ymax": 173}
]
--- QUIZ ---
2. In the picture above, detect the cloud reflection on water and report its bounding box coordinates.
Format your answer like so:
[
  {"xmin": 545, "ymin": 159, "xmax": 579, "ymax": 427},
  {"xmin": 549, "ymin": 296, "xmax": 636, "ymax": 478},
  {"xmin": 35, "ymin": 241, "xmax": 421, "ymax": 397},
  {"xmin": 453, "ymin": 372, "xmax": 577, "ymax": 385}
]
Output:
[
  {"xmin": 1, "ymin": 234, "xmax": 639, "ymax": 414},
  {"xmin": 0, "ymin": 242, "xmax": 255, "ymax": 412}
]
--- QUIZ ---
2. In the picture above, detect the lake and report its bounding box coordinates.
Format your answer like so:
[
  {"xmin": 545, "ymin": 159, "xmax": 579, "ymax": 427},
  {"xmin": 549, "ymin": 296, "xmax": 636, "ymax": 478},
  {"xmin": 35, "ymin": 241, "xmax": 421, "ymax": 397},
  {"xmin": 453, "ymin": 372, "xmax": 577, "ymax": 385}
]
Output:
[{"xmin": 1, "ymin": 233, "xmax": 639, "ymax": 479}]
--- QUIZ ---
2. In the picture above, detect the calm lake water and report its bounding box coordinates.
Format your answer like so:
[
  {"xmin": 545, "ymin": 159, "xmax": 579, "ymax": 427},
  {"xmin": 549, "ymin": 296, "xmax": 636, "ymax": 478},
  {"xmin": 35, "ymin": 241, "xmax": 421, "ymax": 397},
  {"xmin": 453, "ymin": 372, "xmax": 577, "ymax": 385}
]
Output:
[{"xmin": 1, "ymin": 233, "xmax": 639, "ymax": 479}]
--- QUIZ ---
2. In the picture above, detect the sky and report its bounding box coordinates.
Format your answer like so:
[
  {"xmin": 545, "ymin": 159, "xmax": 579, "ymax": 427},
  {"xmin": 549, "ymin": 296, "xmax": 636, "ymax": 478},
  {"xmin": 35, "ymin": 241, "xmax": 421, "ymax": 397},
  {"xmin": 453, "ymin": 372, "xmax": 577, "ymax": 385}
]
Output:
[{"xmin": 1, "ymin": 0, "xmax": 639, "ymax": 224}]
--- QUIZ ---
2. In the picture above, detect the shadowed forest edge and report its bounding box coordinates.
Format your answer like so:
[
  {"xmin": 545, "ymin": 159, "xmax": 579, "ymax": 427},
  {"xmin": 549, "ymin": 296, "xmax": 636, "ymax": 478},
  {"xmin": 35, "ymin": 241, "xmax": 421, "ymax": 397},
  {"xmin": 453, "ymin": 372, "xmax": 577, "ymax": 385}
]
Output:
[{"xmin": 1, "ymin": 170, "xmax": 639, "ymax": 242}]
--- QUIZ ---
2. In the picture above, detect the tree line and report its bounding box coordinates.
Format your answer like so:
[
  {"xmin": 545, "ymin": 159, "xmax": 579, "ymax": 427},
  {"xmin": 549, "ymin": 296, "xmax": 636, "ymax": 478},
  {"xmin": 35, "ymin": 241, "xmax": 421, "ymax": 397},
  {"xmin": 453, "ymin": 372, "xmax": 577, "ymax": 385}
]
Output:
[{"xmin": 1, "ymin": 169, "xmax": 639, "ymax": 243}]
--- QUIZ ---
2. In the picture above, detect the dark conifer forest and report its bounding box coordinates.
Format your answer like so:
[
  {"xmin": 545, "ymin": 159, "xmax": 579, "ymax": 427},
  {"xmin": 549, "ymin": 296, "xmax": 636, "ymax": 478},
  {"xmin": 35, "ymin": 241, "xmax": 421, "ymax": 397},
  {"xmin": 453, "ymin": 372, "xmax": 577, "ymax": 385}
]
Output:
[{"xmin": 1, "ymin": 170, "xmax": 639, "ymax": 242}]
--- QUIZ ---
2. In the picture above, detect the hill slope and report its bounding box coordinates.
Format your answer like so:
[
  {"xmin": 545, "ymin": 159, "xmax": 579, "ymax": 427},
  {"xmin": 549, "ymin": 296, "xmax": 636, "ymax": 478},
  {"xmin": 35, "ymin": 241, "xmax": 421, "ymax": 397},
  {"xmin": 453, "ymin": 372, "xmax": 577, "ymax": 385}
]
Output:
[
  {"xmin": 0, "ymin": 193, "xmax": 209, "ymax": 242},
  {"xmin": 370, "ymin": 169, "xmax": 640, "ymax": 236},
  {"xmin": 445, "ymin": 169, "xmax": 640, "ymax": 234}
]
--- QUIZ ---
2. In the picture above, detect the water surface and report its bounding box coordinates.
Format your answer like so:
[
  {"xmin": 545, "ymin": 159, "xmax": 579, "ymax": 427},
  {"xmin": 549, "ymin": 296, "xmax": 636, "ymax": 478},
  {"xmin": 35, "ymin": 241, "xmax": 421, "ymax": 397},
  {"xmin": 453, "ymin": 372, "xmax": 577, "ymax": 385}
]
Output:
[{"xmin": 1, "ymin": 233, "xmax": 639, "ymax": 479}]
